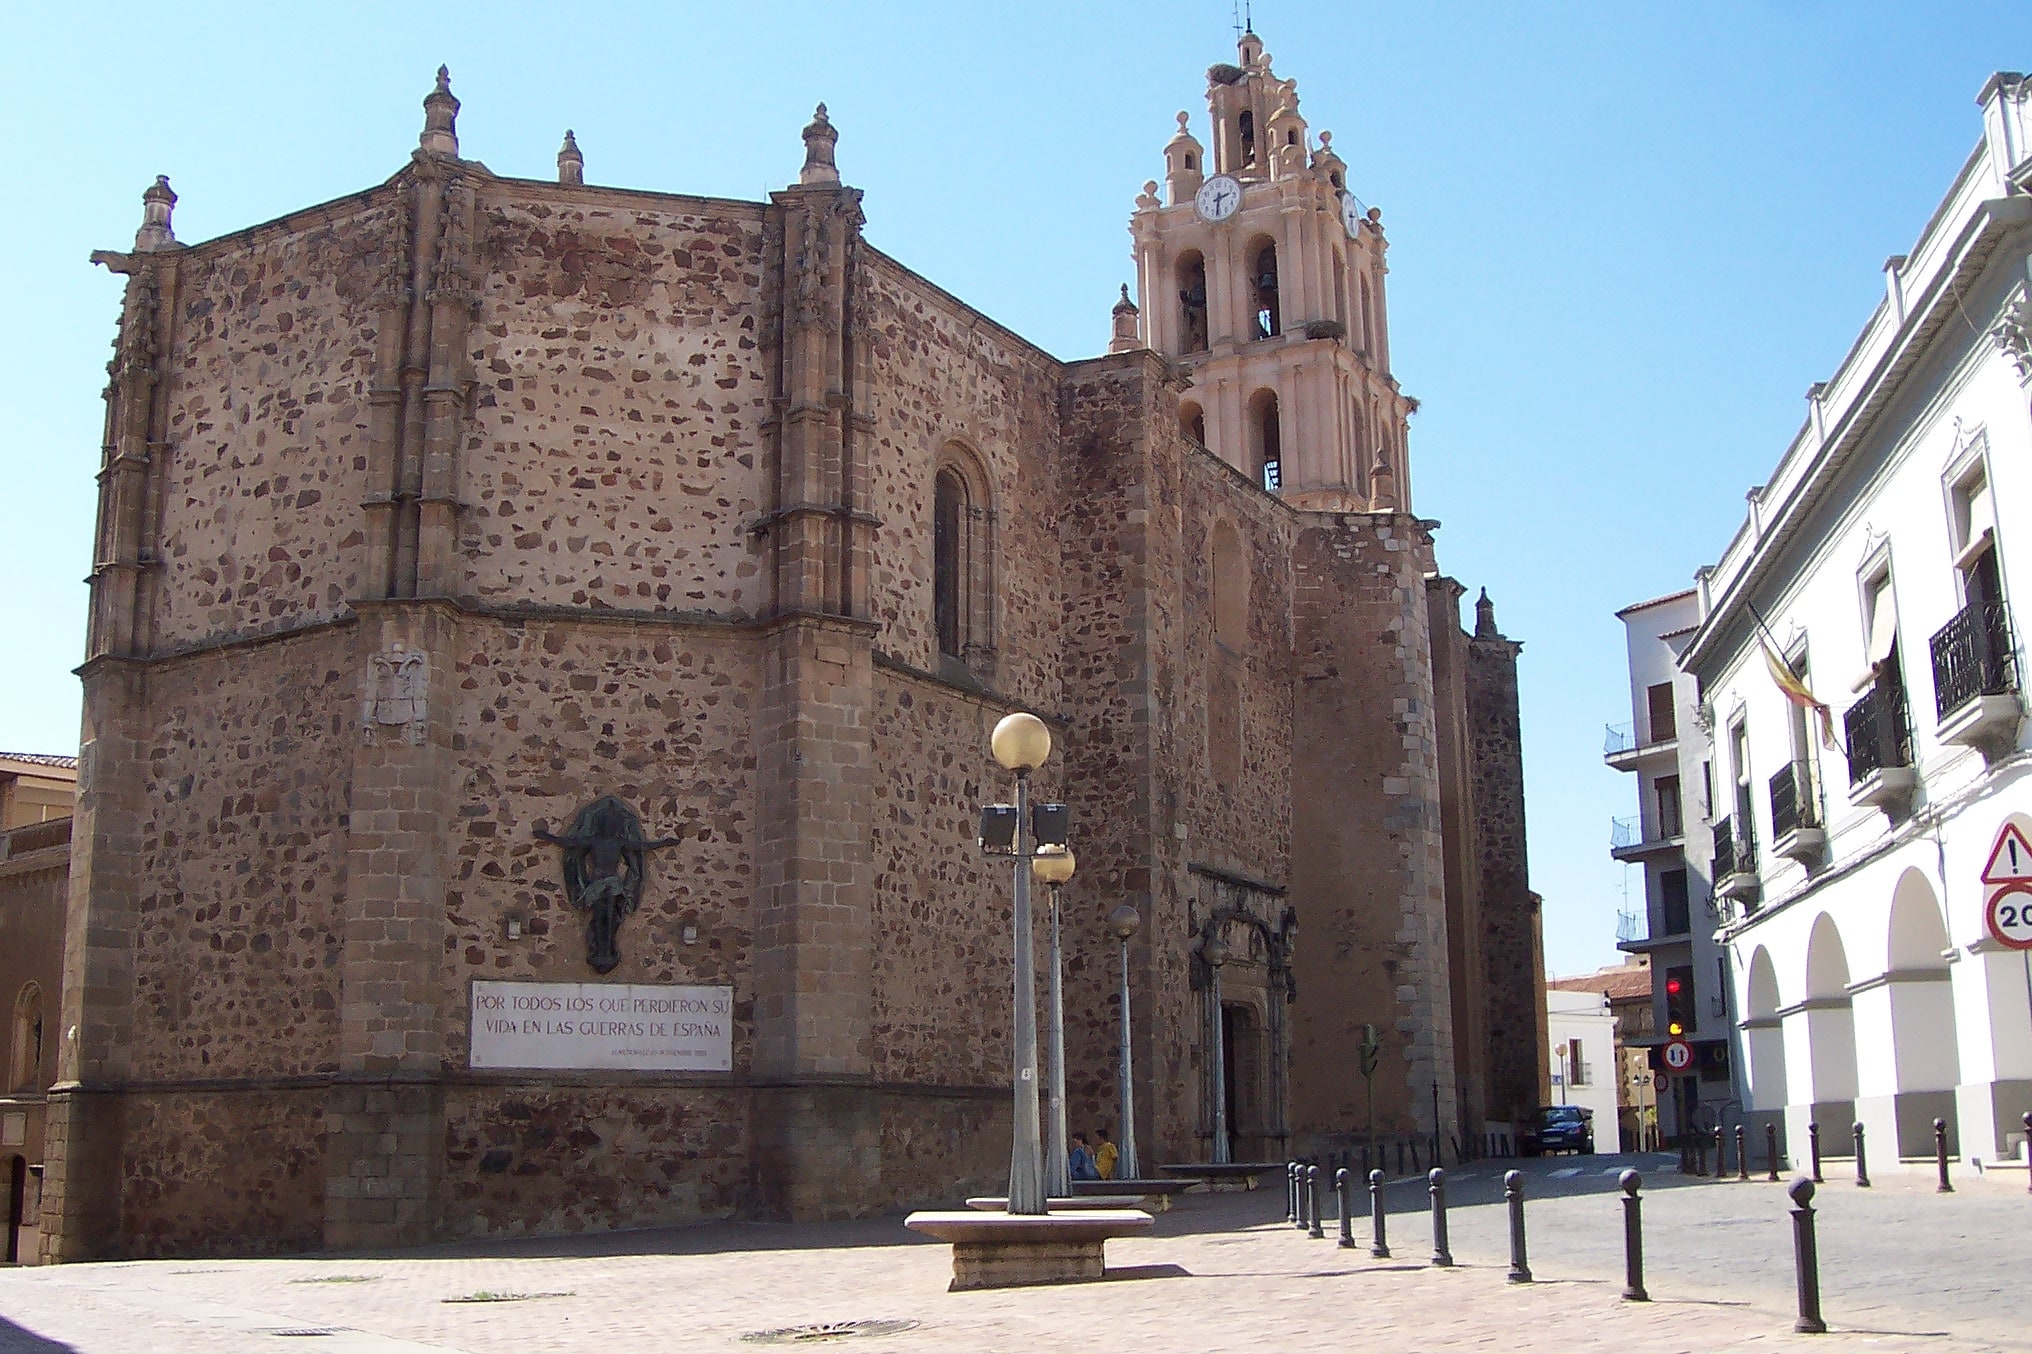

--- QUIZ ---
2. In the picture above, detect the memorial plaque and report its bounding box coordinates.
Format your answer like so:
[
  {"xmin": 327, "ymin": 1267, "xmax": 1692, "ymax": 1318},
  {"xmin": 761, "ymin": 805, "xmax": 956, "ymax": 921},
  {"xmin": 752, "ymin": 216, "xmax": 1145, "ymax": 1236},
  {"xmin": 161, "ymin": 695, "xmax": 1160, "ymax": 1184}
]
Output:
[{"xmin": 469, "ymin": 980, "xmax": 733, "ymax": 1071}]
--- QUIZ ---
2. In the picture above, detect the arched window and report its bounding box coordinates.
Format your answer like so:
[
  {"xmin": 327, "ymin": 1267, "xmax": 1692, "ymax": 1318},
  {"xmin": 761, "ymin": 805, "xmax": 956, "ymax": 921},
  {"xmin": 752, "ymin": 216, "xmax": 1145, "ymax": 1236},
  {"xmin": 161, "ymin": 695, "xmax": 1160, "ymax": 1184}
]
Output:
[
  {"xmin": 1332, "ymin": 253, "xmax": 1347, "ymax": 329},
  {"xmin": 1358, "ymin": 272, "xmax": 1374, "ymax": 354},
  {"xmin": 9, "ymin": 984, "xmax": 42, "ymax": 1093},
  {"xmin": 1249, "ymin": 390, "xmax": 1281, "ymax": 493},
  {"xmin": 1238, "ymin": 109, "xmax": 1257, "ymax": 165},
  {"xmin": 1210, "ymin": 522, "xmax": 1246, "ymax": 648},
  {"xmin": 934, "ymin": 470, "xmax": 964, "ymax": 658},
  {"xmin": 1252, "ymin": 243, "xmax": 1280, "ymax": 340},
  {"xmin": 1180, "ymin": 400, "xmax": 1207, "ymax": 448},
  {"xmin": 1177, "ymin": 253, "xmax": 1209, "ymax": 355},
  {"xmin": 932, "ymin": 448, "xmax": 994, "ymax": 670}
]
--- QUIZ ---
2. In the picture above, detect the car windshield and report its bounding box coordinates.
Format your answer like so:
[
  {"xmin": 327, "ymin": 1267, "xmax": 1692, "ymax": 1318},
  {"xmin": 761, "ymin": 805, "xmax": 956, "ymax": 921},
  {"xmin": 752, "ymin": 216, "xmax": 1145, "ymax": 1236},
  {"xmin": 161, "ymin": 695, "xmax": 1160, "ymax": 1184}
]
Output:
[{"xmin": 1538, "ymin": 1107, "xmax": 1584, "ymax": 1123}]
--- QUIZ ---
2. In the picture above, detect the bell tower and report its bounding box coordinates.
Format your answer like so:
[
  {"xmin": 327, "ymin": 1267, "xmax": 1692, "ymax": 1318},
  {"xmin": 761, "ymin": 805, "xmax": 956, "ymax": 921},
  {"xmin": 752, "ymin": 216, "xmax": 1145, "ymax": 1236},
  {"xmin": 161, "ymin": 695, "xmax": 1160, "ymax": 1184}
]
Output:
[{"xmin": 1129, "ymin": 29, "xmax": 1412, "ymax": 513}]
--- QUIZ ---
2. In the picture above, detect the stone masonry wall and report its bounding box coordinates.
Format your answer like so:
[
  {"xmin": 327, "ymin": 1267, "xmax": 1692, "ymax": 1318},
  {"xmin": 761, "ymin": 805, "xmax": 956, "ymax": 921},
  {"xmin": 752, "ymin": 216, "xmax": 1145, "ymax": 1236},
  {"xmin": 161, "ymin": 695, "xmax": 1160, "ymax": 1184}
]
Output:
[
  {"xmin": 463, "ymin": 190, "xmax": 772, "ymax": 617},
  {"xmin": 1288, "ymin": 516, "xmax": 1456, "ymax": 1141},
  {"xmin": 152, "ymin": 198, "xmax": 400, "ymax": 650},
  {"xmin": 1468, "ymin": 631, "xmax": 1542, "ymax": 1123}
]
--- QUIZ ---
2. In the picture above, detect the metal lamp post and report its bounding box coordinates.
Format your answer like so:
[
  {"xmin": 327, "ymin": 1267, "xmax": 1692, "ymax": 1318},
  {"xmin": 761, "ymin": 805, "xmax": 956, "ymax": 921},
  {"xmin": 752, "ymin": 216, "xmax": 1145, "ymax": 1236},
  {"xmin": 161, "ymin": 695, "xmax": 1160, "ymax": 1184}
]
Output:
[
  {"xmin": 1204, "ymin": 931, "xmax": 1233, "ymax": 1165},
  {"xmin": 979, "ymin": 712, "xmax": 1069, "ymax": 1216},
  {"xmin": 1034, "ymin": 845, "xmax": 1076, "ymax": 1197},
  {"xmin": 1109, "ymin": 903, "xmax": 1142, "ymax": 1182}
]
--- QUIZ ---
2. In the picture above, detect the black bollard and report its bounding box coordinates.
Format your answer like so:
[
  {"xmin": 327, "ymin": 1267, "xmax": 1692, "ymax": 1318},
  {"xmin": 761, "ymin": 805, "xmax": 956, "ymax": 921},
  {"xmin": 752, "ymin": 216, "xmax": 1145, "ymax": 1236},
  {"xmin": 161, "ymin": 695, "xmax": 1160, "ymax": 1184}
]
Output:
[
  {"xmin": 1766, "ymin": 1122, "xmax": 1780, "ymax": 1182},
  {"xmin": 1737, "ymin": 1125, "xmax": 1750, "ymax": 1182},
  {"xmin": 1397, "ymin": 1140, "xmax": 1406, "ymax": 1176},
  {"xmin": 1693, "ymin": 1129, "xmax": 1707, "ymax": 1177},
  {"xmin": 1411, "ymin": 1140, "xmax": 1421, "ymax": 1173},
  {"xmin": 1286, "ymin": 1162, "xmax": 1298, "ymax": 1224},
  {"xmin": 1294, "ymin": 1161, "xmax": 1310, "ymax": 1230},
  {"xmin": 1368, "ymin": 1167, "xmax": 1391, "ymax": 1258},
  {"xmin": 1853, "ymin": 1121, "xmax": 1871, "ymax": 1188},
  {"xmin": 1336, "ymin": 1168, "xmax": 1355, "ymax": 1248},
  {"xmin": 1428, "ymin": 1167, "xmax": 1453, "ymax": 1267},
  {"xmin": 1935, "ymin": 1118, "xmax": 1953, "ymax": 1193},
  {"xmin": 1505, "ymin": 1169, "xmax": 1532, "ymax": 1283},
  {"xmin": 1809, "ymin": 1121, "xmax": 1823, "ymax": 1183},
  {"xmin": 1714, "ymin": 1125, "xmax": 1727, "ymax": 1179},
  {"xmin": 1788, "ymin": 1176, "xmax": 1827, "ymax": 1333},
  {"xmin": 1619, "ymin": 1169, "xmax": 1649, "ymax": 1302},
  {"xmin": 1308, "ymin": 1164, "xmax": 1326, "ymax": 1239}
]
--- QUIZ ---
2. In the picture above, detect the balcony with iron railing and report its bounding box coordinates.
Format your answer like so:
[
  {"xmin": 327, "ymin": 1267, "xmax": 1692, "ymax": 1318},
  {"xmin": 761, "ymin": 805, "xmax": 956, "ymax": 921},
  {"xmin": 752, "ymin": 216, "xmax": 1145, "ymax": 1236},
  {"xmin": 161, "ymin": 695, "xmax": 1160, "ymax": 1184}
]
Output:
[
  {"xmin": 1604, "ymin": 712, "xmax": 1678, "ymax": 769},
  {"xmin": 1930, "ymin": 598, "xmax": 2023, "ymax": 752},
  {"xmin": 1844, "ymin": 673, "xmax": 1916, "ymax": 813},
  {"xmin": 1610, "ymin": 811, "xmax": 1682, "ymax": 862},
  {"xmin": 1768, "ymin": 760, "xmax": 1826, "ymax": 863},
  {"xmin": 1712, "ymin": 816, "xmax": 1760, "ymax": 907}
]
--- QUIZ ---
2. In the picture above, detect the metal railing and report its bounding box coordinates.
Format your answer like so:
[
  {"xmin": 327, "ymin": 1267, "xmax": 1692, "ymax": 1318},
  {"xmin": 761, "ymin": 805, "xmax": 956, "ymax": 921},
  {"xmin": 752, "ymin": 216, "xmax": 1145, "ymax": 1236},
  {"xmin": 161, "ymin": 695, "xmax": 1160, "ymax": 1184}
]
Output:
[
  {"xmin": 1929, "ymin": 598, "xmax": 2016, "ymax": 720},
  {"xmin": 1844, "ymin": 673, "xmax": 1912, "ymax": 784},
  {"xmin": 1713, "ymin": 817, "xmax": 1755, "ymax": 880},
  {"xmin": 1616, "ymin": 909, "xmax": 1648, "ymax": 945},
  {"xmin": 1604, "ymin": 721, "xmax": 1638, "ymax": 756},
  {"xmin": 1611, "ymin": 815, "xmax": 1641, "ymax": 850},
  {"xmin": 1769, "ymin": 762, "xmax": 1819, "ymax": 839}
]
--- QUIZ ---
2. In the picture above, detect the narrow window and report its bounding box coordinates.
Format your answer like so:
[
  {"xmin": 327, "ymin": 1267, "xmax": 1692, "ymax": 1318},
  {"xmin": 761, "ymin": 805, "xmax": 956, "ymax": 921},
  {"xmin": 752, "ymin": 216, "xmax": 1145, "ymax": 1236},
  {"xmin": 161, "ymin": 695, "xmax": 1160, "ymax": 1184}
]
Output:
[
  {"xmin": 1180, "ymin": 401, "xmax": 1206, "ymax": 448},
  {"xmin": 1239, "ymin": 109, "xmax": 1256, "ymax": 164},
  {"xmin": 1177, "ymin": 253, "xmax": 1209, "ymax": 355},
  {"xmin": 1655, "ymin": 774, "xmax": 1682, "ymax": 838},
  {"xmin": 1252, "ymin": 391, "xmax": 1282, "ymax": 492},
  {"xmin": 9, "ymin": 984, "xmax": 41, "ymax": 1093},
  {"xmin": 934, "ymin": 470, "xmax": 964, "ymax": 658},
  {"xmin": 1252, "ymin": 244, "xmax": 1280, "ymax": 340},
  {"xmin": 1358, "ymin": 273, "xmax": 1374, "ymax": 353},
  {"xmin": 1645, "ymin": 682, "xmax": 1676, "ymax": 743},
  {"xmin": 1660, "ymin": 868, "xmax": 1691, "ymax": 936}
]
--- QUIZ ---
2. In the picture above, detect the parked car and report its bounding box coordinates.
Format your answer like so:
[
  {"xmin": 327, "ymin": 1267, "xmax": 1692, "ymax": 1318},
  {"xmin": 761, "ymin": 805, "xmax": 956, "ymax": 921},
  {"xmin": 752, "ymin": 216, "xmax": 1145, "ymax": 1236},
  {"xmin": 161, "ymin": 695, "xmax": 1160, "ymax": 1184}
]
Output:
[{"xmin": 1523, "ymin": 1104, "xmax": 1595, "ymax": 1156}]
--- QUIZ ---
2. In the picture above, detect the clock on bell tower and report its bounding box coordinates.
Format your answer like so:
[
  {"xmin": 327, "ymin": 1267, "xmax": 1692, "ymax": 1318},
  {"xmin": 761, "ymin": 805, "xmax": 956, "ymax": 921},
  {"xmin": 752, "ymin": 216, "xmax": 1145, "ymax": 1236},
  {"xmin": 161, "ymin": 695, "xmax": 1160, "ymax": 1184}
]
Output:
[{"xmin": 1127, "ymin": 27, "xmax": 1415, "ymax": 514}]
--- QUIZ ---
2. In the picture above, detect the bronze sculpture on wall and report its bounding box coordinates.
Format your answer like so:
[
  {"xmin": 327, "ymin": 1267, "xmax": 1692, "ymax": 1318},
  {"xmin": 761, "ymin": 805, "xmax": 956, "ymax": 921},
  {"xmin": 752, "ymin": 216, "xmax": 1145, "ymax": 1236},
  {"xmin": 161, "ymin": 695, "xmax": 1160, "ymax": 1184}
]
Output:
[{"xmin": 535, "ymin": 796, "xmax": 680, "ymax": 974}]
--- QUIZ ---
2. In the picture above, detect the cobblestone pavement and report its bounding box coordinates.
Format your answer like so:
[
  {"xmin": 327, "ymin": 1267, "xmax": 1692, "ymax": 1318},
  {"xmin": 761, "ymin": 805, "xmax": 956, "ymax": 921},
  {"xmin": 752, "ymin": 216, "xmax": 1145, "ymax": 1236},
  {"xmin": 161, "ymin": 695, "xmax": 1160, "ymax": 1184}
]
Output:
[{"xmin": 1, "ymin": 1154, "xmax": 2024, "ymax": 1353}]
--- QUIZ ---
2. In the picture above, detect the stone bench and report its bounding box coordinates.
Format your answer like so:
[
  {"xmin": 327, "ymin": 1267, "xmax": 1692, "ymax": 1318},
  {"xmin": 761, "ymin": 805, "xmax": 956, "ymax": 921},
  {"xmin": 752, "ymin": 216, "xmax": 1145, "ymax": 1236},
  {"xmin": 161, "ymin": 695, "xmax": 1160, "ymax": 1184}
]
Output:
[{"xmin": 902, "ymin": 1209, "xmax": 1155, "ymax": 1291}]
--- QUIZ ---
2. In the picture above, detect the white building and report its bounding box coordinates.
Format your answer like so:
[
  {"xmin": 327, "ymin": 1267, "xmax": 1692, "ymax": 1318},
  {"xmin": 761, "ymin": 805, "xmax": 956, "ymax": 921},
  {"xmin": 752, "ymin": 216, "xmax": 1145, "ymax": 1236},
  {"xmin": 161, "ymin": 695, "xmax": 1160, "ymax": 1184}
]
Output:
[
  {"xmin": 1606, "ymin": 591, "xmax": 1743, "ymax": 1141},
  {"xmin": 1674, "ymin": 72, "xmax": 2032, "ymax": 1172},
  {"xmin": 1545, "ymin": 988, "xmax": 1619, "ymax": 1132}
]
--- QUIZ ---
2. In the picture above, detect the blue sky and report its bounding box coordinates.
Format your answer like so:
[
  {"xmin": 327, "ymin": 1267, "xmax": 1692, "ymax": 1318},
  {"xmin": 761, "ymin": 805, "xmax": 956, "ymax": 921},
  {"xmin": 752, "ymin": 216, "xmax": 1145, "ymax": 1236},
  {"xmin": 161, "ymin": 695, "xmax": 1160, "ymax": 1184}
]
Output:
[{"xmin": 3, "ymin": 1, "xmax": 2028, "ymax": 976}]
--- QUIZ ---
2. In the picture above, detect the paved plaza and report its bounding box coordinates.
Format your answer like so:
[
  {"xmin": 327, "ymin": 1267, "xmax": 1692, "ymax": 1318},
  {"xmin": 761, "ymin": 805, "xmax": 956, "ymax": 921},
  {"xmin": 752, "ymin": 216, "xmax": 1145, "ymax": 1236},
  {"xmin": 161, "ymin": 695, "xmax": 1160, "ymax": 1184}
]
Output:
[{"xmin": 2, "ymin": 1154, "xmax": 2026, "ymax": 1353}]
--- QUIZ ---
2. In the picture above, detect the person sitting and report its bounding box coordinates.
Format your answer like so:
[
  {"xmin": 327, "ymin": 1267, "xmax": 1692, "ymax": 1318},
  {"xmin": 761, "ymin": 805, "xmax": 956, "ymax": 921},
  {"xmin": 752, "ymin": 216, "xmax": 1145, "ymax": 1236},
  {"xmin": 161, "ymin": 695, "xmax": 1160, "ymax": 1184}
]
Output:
[
  {"xmin": 1094, "ymin": 1127, "xmax": 1120, "ymax": 1181},
  {"xmin": 1068, "ymin": 1132, "xmax": 1100, "ymax": 1182}
]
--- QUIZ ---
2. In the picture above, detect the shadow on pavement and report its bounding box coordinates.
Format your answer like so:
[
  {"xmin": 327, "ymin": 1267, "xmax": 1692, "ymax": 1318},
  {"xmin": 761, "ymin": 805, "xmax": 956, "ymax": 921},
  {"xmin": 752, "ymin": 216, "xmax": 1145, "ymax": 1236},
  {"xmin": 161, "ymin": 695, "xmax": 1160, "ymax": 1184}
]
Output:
[{"xmin": 0, "ymin": 1315, "xmax": 80, "ymax": 1354}]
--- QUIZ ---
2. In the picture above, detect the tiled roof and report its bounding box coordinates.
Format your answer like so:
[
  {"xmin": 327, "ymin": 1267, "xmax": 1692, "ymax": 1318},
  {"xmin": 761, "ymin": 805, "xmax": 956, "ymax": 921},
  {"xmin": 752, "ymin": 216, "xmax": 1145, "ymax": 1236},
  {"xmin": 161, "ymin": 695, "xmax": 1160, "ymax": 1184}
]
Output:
[
  {"xmin": 1548, "ymin": 966, "xmax": 1653, "ymax": 1002},
  {"xmin": 0, "ymin": 751, "xmax": 78, "ymax": 770}
]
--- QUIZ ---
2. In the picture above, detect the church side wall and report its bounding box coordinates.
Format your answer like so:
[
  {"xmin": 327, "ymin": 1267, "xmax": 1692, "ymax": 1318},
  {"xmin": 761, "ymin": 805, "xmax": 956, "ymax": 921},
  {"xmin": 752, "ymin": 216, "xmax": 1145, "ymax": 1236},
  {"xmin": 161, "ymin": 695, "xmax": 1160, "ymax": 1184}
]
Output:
[
  {"xmin": 462, "ymin": 192, "xmax": 772, "ymax": 616},
  {"xmin": 150, "ymin": 201, "xmax": 400, "ymax": 650},
  {"xmin": 858, "ymin": 254, "xmax": 1065, "ymax": 703}
]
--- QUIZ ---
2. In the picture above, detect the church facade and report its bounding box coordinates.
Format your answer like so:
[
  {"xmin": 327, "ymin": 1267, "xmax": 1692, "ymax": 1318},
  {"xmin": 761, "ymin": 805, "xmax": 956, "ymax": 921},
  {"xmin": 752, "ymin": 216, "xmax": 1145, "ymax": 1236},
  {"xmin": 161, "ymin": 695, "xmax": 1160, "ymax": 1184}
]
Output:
[{"xmin": 42, "ymin": 35, "xmax": 1543, "ymax": 1259}]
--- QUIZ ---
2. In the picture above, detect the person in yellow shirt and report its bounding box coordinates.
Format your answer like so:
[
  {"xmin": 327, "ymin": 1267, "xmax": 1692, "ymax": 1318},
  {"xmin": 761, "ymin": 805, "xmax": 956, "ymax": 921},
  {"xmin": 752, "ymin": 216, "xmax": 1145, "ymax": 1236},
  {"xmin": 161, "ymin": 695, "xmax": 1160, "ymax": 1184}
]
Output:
[{"xmin": 1094, "ymin": 1127, "xmax": 1120, "ymax": 1181}]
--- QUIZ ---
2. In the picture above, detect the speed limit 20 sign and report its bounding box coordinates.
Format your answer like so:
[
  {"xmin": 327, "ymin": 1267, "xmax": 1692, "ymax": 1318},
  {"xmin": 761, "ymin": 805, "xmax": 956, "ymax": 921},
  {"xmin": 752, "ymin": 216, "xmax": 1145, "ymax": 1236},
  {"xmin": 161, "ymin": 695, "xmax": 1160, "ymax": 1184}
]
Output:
[
  {"xmin": 1986, "ymin": 885, "xmax": 2032, "ymax": 950},
  {"xmin": 1662, "ymin": 1038, "xmax": 1695, "ymax": 1073}
]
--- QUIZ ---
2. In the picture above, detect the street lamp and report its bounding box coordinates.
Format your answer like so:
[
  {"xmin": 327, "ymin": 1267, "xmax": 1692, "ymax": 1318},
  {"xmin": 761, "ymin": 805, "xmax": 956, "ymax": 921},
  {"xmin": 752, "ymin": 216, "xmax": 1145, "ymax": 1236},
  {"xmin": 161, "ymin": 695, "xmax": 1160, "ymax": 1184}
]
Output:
[
  {"xmin": 1203, "ymin": 929, "xmax": 1233, "ymax": 1165},
  {"xmin": 1108, "ymin": 902, "xmax": 1142, "ymax": 1182},
  {"xmin": 978, "ymin": 711, "xmax": 1068, "ymax": 1216},
  {"xmin": 1033, "ymin": 845, "xmax": 1076, "ymax": 1197}
]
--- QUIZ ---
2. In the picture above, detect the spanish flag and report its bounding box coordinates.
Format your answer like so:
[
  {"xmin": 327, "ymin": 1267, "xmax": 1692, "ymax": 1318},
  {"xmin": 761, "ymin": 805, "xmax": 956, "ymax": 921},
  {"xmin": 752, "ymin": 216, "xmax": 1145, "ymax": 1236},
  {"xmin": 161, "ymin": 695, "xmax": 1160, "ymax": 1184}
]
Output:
[{"xmin": 1759, "ymin": 628, "xmax": 1840, "ymax": 752}]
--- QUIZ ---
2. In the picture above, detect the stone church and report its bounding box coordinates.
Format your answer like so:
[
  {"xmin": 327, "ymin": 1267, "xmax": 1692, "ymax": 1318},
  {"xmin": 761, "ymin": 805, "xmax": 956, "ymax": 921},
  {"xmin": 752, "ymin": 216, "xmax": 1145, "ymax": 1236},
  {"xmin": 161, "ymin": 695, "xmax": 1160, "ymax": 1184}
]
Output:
[{"xmin": 41, "ymin": 32, "xmax": 1544, "ymax": 1259}]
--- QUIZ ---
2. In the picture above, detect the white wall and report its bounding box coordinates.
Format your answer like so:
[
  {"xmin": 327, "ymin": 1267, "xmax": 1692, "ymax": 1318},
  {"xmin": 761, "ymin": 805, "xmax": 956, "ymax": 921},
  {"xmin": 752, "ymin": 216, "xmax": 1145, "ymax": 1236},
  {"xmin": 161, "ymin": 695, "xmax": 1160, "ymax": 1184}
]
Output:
[{"xmin": 1546, "ymin": 989, "xmax": 1620, "ymax": 1130}]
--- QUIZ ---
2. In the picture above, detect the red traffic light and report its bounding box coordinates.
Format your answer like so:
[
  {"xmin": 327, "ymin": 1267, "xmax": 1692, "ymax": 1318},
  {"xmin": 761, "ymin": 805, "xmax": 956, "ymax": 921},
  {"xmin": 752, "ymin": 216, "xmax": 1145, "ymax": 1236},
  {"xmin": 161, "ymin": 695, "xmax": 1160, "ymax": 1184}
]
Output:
[{"xmin": 1665, "ymin": 977, "xmax": 1683, "ymax": 995}]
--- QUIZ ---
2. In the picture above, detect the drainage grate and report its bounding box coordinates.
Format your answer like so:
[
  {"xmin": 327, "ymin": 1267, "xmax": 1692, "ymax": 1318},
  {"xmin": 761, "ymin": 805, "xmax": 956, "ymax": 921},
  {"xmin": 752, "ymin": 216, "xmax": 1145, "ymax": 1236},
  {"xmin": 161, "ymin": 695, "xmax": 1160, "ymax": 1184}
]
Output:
[{"xmin": 741, "ymin": 1320, "xmax": 921, "ymax": 1344}]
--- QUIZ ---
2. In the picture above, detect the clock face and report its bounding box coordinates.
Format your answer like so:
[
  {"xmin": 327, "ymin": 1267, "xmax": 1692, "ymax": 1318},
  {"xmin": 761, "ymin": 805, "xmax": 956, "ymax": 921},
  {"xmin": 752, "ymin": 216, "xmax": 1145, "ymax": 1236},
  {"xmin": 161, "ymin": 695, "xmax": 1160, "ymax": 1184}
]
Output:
[
  {"xmin": 1195, "ymin": 175, "xmax": 1242, "ymax": 223},
  {"xmin": 1340, "ymin": 190, "xmax": 1367, "ymax": 237}
]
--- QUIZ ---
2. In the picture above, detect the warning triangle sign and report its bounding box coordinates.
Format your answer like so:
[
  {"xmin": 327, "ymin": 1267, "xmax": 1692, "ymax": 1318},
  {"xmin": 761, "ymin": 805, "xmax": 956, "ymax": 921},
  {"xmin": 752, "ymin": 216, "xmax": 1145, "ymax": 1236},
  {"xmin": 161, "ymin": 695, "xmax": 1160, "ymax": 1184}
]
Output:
[{"xmin": 1982, "ymin": 821, "xmax": 2032, "ymax": 885}]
